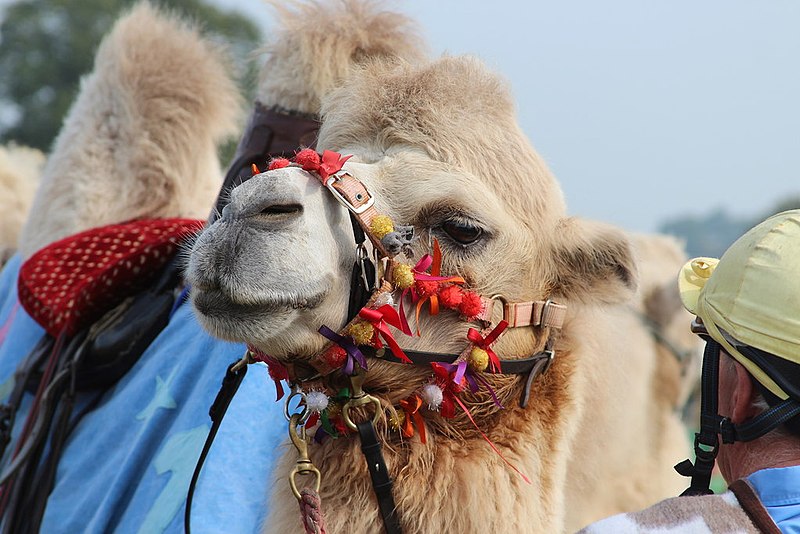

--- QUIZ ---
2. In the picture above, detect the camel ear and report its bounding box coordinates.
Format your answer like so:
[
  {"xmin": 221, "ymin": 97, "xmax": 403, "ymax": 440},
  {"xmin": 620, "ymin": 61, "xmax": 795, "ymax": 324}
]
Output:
[{"xmin": 549, "ymin": 218, "xmax": 638, "ymax": 304}]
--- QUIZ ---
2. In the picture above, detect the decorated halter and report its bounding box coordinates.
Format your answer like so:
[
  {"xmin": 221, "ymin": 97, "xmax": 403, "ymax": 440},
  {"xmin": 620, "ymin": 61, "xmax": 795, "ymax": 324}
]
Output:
[{"xmin": 199, "ymin": 149, "xmax": 568, "ymax": 534}]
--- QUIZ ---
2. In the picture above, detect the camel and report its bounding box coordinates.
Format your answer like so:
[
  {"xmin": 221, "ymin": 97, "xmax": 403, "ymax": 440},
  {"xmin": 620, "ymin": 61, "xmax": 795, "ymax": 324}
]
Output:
[
  {"xmin": 0, "ymin": 1, "xmax": 695, "ymax": 532},
  {"xmin": 0, "ymin": 2, "xmax": 430, "ymax": 532},
  {"xmin": 0, "ymin": 144, "xmax": 44, "ymax": 266},
  {"xmin": 187, "ymin": 2, "xmax": 693, "ymax": 531}
]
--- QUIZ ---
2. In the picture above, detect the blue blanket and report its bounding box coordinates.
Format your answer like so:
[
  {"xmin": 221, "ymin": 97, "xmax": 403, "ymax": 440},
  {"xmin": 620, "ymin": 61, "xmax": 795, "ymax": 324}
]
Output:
[{"xmin": 0, "ymin": 255, "xmax": 284, "ymax": 533}]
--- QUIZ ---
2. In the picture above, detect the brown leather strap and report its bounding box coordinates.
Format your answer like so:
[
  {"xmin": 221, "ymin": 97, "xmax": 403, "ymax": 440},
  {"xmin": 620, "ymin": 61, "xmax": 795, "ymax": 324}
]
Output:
[
  {"xmin": 212, "ymin": 102, "xmax": 321, "ymax": 221},
  {"xmin": 729, "ymin": 479, "xmax": 782, "ymax": 534},
  {"xmin": 478, "ymin": 298, "xmax": 567, "ymax": 329},
  {"xmin": 327, "ymin": 173, "xmax": 387, "ymax": 256},
  {"xmin": 236, "ymin": 102, "xmax": 320, "ymax": 159}
]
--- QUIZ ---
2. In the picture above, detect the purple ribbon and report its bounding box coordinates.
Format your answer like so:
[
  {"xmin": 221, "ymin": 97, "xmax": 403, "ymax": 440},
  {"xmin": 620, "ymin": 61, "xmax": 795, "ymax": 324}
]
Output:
[{"xmin": 318, "ymin": 325, "xmax": 367, "ymax": 375}]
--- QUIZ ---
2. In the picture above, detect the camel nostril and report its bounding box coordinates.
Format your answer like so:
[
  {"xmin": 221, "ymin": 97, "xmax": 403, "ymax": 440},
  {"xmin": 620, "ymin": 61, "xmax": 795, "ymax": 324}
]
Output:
[{"xmin": 258, "ymin": 203, "xmax": 303, "ymax": 216}]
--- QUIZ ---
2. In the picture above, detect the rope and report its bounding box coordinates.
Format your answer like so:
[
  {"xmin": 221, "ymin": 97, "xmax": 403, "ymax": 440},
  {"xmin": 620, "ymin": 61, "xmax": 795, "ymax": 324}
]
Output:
[{"xmin": 298, "ymin": 488, "xmax": 327, "ymax": 534}]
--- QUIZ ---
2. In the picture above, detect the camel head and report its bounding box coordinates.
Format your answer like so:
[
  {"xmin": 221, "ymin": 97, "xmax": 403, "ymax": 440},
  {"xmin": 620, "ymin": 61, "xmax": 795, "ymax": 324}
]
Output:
[{"xmin": 188, "ymin": 54, "xmax": 638, "ymax": 385}]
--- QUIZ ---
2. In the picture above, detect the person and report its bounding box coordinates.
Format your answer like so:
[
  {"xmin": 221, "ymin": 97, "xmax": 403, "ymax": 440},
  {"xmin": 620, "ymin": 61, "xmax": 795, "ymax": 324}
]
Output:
[{"xmin": 580, "ymin": 209, "xmax": 800, "ymax": 534}]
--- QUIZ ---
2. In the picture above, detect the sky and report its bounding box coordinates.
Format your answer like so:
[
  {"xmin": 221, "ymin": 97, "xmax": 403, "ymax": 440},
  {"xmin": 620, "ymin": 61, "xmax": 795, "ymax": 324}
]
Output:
[
  {"xmin": 224, "ymin": 0, "xmax": 800, "ymax": 233},
  {"xmin": 2, "ymin": 0, "xmax": 797, "ymax": 233}
]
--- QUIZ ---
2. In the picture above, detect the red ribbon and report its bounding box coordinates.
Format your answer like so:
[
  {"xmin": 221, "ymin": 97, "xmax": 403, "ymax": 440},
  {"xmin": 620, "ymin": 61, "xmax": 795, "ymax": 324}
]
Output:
[
  {"xmin": 358, "ymin": 305, "xmax": 412, "ymax": 363},
  {"xmin": 451, "ymin": 394, "xmax": 531, "ymax": 484},
  {"xmin": 399, "ymin": 395, "xmax": 427, "ymax": 444},
  {"xmin": 430, "ymin": 361, "xmax": 467, "ymax": 418},
  {"xmin": 247, "ymin": 345, "xmax": 289, "ymax": 401},
  {"xmin": 317, "ymin": 150, "xmax": 352, "ymax": 181},
  {"xmin": 467, "ymin": 320, "xmax": 508, "ymax": 374}
]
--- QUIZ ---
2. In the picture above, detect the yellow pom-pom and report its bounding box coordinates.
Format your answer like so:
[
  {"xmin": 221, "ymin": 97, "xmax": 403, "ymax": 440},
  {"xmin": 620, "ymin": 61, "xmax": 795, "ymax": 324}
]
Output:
[
  {"xmin": 347, "ymin": 321, "xmax": 375, "ymax": 346},
  {"xmin": 389, "ymin": 411, "xmax": 405, "ymax": 431},
  {"xmin": 370, "ymin": 215, "xmax": 395, "ymax": 239},
  {"xmin": 468, "ymin": 347, "xmax": 489, "ymax": 372},
  {"xmin": 393, "ymin": 263, "xmax": 415, "ymax": 290}
]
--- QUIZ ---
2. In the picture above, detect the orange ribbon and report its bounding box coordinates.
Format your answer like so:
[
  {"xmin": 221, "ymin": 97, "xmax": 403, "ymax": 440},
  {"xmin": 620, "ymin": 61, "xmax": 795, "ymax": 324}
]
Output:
[{"xmin": 399, "ymin": 395, "xmax": 427, "ymax": 444}]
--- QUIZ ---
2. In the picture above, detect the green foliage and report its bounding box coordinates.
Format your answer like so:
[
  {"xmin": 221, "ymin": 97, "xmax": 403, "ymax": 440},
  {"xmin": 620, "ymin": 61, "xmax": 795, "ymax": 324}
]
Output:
[
  {"xmin": 0, "ymin": 0, "xmax": 261, "ymax": 152},
  {"xmin": 660, "ymin": 195, "xmax": 800, "ymax": 258}
]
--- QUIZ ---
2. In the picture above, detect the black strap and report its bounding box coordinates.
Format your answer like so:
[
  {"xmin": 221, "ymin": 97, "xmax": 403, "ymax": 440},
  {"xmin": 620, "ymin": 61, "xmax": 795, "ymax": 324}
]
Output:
[
  {"xmin": 185, "ymin": 360, "xmax": 248, "ymax": 534},
  {"xmin": 356, "ymin": 420, "xmax": 402, "ymax": 534},
  {"xmin": 729, "ymin": 399, "xmax": 800, "ymax": 442},
  {"xmin": 0, "ymin": 337, "xmax": 53, "ymax": 461},
  {"xmin": 347, "ymin": 212, "xmax": 376, "ymax": 322},
  {"xmin": 361, "ymin": 346, "xmax": 554, "ymax": 408},
  {"xmin": 676, "ymin": 340, "xmax": 721, "ymax": 496}
]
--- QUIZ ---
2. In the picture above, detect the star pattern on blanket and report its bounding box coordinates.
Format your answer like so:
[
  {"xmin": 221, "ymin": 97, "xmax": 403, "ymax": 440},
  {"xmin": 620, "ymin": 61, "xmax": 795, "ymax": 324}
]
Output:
[{"xmin": 136, "ymin": 373, "xmax": 178, "ymax": 421}]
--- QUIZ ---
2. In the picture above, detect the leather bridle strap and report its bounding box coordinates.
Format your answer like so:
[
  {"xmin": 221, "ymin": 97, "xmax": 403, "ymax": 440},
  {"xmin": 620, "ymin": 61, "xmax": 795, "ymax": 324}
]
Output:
[
  {"xmin": 360, "ymin": 346, "xmax": 554, "ymax": 408},
  {"xmin": 185, "ymin": 360, "xmax": 248, "ymax": 534},
  {"xmin": 356, "ymin": 421, "xmax": 401, "ymax": 534},
  {"xmin": 211, "ymin": 102, "xmax": 320, "ymax": 223}
]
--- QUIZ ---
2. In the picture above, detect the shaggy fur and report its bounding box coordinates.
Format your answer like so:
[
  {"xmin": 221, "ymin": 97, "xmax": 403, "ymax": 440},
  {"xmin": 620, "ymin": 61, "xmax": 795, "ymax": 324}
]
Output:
[
  {"xmin": 18, "ymin": 2, "xmax": 242, "ymax": 259},
  {"xmin": 0, "ymin": 144, "xmax": 44, "ymax": 265},
  {"xmin": 257, "ymin": 0, "xmax": 426, "ymax": 114},
  {"xmin": 188, "ymin": 2, "xmax": 692, "ymax": 532}
]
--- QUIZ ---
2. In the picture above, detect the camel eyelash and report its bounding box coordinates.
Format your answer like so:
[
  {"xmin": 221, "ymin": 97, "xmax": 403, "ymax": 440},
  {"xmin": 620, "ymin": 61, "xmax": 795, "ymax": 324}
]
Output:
[{"xmin": 415, "ymin": 205, "xmax": 491, "ymax": 252}]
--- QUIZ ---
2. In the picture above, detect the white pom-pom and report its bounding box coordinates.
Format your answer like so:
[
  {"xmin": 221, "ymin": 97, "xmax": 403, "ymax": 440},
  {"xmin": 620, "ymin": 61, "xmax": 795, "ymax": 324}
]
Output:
[
  {"xmin": 373, "ymin": 292, "xmax": 395, "ymax": 307},
  {"xmin": 420, "ymin": 384, "xmax": 443, "ymax": 411},
  {"xmin": 305, "ymin": 391, "xmax": 329, "ymax": 413}
]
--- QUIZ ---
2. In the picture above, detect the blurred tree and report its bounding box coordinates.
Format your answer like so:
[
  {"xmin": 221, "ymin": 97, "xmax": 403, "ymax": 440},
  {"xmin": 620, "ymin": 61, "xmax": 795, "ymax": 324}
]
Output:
[
  {"xmin": 0, "ymin": 0, "xmax": 261, "ymax": 153},
  {"xmin": 659, "ymin": 194, "xmax": 800, "ymax": 258}
]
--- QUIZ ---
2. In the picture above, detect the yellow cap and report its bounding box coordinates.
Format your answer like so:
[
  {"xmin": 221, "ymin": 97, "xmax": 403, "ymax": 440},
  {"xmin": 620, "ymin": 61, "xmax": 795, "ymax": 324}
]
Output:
[{"xmin": 677, "ymin": 210, "xmax": 800, "ymax": 400}]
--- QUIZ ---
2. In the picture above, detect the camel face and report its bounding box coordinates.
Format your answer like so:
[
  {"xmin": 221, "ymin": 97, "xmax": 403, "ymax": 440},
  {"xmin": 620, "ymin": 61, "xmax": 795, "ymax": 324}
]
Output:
[{"xmin": 188, "ymin": 166, "xmax": 354, "ymax": 355}]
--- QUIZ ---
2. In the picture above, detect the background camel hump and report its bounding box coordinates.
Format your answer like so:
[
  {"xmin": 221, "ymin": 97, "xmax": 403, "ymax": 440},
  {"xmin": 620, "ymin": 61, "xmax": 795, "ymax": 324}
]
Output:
[
  {"xmin": 547, "ymin": 217, "xmax": 639, "ymax": 305},
  {"xmin": 0, "ymin": 143, "xmax": 44, "ymax": 265},
  {"xmin": 319, "ymin": 54, "xmax": 566, "ymax": 223},
  {"xmin": 18, "ymin": 0, "xmax": 242, "ymax": 259},
  {"xmin": 259, "ymin": 0, "xmax": 427, "ymax": 115},
  {"xmin": 629, "ymin": 232, "xmax": 703, "ymax": 411}
]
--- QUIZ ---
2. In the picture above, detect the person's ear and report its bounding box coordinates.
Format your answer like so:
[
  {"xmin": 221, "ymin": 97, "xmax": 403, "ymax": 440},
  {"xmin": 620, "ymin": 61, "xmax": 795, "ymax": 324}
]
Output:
[{"xmin": 730, "ymin": 360, "xmax": 759, "ymax": 424}]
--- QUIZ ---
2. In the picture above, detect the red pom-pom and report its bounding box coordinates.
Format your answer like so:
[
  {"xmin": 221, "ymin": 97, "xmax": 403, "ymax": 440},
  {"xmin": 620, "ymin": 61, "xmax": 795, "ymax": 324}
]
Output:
[
  {"xmin": 294, "ymin": 149, "xmax": 321, "ymax": 171},
  {"xmin": 322, "ymin": 346, "xmax": 347, "ymax": 368},
  {"xmin": 415, "ymin": 280, "xmax": 439, "ymax": 298},
  {"xmin": 268, "ymin": 157, "xmax": 290, "ymax": 170},
  {"xmin": 458, "ymin": 291, "xmax": 483, "ymax": 319},
  {"xmin": 438, "ymin": 285, "xmax": 463, "ymax": 309}
]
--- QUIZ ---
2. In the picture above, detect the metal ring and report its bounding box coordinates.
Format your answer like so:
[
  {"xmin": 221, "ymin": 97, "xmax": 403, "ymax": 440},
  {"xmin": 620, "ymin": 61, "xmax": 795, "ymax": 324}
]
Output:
[
  {"xmin": 284, "ymin": 386, "xmax": 308, "ymax": 423},
  {"xmin": 486, "ymin": 293, "xmax": 509, "ymax": 327},
  {"xmin": 342, "ymin": 394, "xmax": 382, "ymax": 431},
  {"xmin": 289, "ymin": 463, "xmax": 321, "ymax": 501}
]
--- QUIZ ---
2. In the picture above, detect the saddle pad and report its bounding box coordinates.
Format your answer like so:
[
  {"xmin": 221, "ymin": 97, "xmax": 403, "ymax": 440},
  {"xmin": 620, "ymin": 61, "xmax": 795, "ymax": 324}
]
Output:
[{"xmin": 18, "ymin": 218, "xmax": 204, "ymax": 337}]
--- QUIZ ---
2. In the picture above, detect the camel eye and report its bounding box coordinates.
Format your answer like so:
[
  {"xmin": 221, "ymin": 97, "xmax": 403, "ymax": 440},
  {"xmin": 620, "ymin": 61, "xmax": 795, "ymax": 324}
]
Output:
[{"xmin": 441, "ymin": 219, "xmax": 483, "ymax": 245}]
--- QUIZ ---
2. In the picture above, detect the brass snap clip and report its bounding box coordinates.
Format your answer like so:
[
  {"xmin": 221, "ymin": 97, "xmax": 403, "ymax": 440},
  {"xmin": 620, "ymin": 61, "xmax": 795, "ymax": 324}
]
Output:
[
  {"xmin": 288, "ymin": 413, "xmax": 321, "ymax": 501},
  {"xmin": 341, "ymin": 371, "xmax": 381, "ymax": 431}
]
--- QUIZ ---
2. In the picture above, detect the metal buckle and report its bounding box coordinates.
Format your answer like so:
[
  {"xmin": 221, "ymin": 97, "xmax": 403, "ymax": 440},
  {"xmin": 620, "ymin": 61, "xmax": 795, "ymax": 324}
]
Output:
[
  {"xmin": 485, "ymin": 294, "xmax": 509, "ymax": 328},
  {"xmin": 324, "ymin": 172, "xmax": 375, "ymax": 215},
  {"xmin": 342, "ymin": 371, "xmax": 381, "ymax": 431}
]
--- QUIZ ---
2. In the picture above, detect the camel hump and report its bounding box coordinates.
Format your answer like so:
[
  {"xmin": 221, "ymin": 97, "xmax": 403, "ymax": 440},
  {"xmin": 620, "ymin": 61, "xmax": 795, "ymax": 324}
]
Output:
[
  {"xmin": 19, "ymin": 1, "xmax": 242, "ymax": 258},
  {"xmin": 92, "ymin": 1, "xmax": 242, "ymax": 144},
  {"xmin": 258, "ymin": 0, "xmax": 427, "ymax": 114}
]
